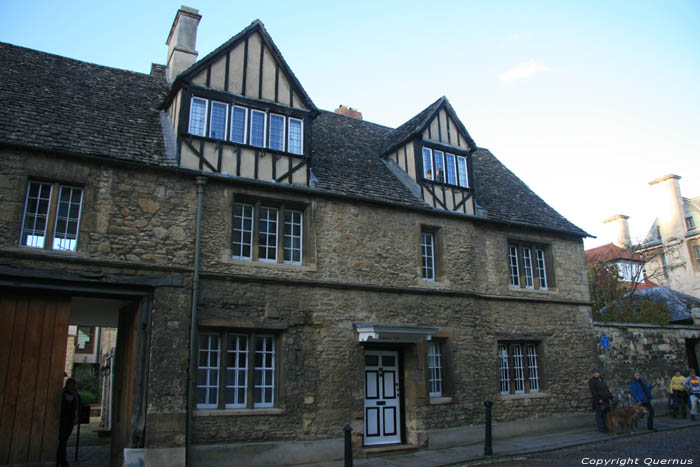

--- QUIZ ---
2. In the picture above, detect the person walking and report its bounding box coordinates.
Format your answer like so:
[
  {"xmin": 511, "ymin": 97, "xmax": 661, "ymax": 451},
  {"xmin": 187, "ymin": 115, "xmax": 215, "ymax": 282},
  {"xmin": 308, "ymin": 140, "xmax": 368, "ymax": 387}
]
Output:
[
  {"xmin": 589, "ymin": 369, "xmax": 613, "ymax": 433},
  {"xmin": 630, "ymin": 372, "xmax": 656, "ymax": 431},
  {"xmin": 684, "ymin": 369, "xmax": 700, "ymax": 421},
  {"xmin": 669, "ymin": 369, "xmax": 688, "ymax": 418}
]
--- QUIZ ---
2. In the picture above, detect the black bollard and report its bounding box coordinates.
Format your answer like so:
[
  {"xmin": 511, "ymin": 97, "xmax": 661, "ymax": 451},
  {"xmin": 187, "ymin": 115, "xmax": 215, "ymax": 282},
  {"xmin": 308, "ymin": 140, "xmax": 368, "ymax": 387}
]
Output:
[
  {"xmin": 344, "ymin": 424, "xmax": 353, "ymax": 467},
  {"xmin": 484, "ymin": 400, "xmax": 493, "ymax": 456}
]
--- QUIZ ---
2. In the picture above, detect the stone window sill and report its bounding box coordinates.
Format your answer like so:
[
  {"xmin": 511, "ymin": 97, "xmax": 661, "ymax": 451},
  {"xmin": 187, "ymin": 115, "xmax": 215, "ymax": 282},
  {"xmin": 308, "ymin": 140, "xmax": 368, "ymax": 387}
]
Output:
[
  {"xmin": 193, "ymin": 408, "xmax": 284, "ymax": 417},
  {"xmin": 429, "ymin": 396, "xmax": 453, "ymax": 405},
  {"xmin": 499, "ymin": 392, "xmax": 549, "ymax": 401},
  {"xmin": 509, "ymin": 286, "xmax": 558, "ymax": 295}
]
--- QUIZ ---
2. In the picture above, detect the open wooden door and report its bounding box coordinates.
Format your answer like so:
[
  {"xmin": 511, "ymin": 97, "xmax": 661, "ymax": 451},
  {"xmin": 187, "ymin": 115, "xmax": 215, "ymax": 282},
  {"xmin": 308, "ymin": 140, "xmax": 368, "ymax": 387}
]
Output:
[{"xmin": 0, "ymin": 294, "xmax": 70, "ymax": 465}]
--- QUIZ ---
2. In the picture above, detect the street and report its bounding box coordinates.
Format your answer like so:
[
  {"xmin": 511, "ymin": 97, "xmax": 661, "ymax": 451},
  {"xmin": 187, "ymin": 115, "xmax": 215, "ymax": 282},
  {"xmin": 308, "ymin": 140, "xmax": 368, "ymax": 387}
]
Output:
[{"xmin": 463, "ymin": 426, "xmax": 700, "ymax": 466}]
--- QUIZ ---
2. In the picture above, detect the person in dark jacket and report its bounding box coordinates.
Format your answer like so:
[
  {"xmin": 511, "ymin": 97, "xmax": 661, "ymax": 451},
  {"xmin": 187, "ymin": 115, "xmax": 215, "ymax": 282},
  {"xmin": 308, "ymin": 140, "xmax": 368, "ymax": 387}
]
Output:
[
  {"xmin": 589, "ymin": 369, "xmax": 613, "ymax": 433},
  {"xmin": 57, "ymin": 378, "xmax": 80, "ymax": 467},
  {"xmin": 630, "ymin": 372, "xmax": 655, "ymax": 431}
]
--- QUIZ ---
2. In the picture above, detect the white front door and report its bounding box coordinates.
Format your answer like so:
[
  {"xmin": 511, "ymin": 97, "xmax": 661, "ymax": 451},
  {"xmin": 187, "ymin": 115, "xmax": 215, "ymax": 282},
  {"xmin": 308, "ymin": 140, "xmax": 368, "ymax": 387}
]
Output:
[{"xmin": 364, "ymin": 349, "xmax": 401, "ymax": 445}]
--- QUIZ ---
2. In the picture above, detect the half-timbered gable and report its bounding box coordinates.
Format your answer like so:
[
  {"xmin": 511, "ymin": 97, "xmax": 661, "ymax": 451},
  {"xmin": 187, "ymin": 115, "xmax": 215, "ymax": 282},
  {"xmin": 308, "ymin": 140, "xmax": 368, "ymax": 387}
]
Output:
[
  {"xmin": 163, "ymin": 19, "xmax": 317, "ymax": 186},
  {"xmin": 381, "ymin": 97, "xmax": 477, "ymax": 214}
]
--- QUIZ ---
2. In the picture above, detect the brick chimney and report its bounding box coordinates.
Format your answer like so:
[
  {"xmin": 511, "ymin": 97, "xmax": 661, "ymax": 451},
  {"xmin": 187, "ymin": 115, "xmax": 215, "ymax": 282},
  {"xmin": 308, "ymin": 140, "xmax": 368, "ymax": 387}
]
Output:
[
  {"xmin": 603, "ymin": 214, "xmax": 631, "ymax": 248},
  {"xmin": 334, "ymin": 105, "xmax": 363, "ymax": 120},
  {"xmin": 166, "ymin": 6, "xmax": 202, "ymax": 83}
]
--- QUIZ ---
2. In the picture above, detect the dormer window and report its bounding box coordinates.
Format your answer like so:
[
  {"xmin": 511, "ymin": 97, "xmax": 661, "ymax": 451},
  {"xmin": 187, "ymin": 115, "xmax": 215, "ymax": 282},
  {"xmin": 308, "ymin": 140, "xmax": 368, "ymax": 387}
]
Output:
[
  {"xmin": 209, "ymin": 101, "xmax": 228, "ymax": 140},
  {"xmin": 230, "ymin": 106, "xmax": 247, "ymax": 144},
  {"xmin": 422, "ymin": 146, "xmax": 469, "ymax": 188},
  {"xmin": 288, "ymin": 118, "xmax": 303, "ymax": 155},
  {"xmin": 269, "ymin": 114, "xmax": 285, "ymax": 151},
  {"xmin": 250, "ymin": 110, "xmax": 266, "ymax": 147},
  {"xmin": 189, "ymin": 97, "xmax": 208, "ymax": 136}
]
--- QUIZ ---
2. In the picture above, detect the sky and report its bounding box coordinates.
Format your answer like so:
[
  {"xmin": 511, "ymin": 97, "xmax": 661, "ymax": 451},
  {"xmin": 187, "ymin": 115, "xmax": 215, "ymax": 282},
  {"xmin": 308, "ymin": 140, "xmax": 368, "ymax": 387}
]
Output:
[{"xmin": 2, "ymin": 0, "xmax": 698, "ymax": 249}]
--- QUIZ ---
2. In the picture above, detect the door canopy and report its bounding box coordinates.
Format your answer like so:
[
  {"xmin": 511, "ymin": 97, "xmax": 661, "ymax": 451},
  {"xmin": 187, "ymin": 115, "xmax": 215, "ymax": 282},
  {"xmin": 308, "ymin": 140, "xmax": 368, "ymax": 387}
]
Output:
[{"xmin": 353, "ymin": 323, "xmax": 439, "ymax": 343}]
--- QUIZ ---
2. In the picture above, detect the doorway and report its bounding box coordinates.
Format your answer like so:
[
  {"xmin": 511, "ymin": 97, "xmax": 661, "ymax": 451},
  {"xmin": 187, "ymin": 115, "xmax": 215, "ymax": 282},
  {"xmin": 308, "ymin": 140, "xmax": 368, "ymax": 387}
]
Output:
[{"xmin": 363, "ymin": 349, "xmax": 402, "ymax": 446}]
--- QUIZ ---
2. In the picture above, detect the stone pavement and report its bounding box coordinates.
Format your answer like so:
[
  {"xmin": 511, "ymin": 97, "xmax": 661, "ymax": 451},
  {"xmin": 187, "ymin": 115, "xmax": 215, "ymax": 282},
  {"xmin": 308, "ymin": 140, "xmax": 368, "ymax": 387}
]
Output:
[
  {"xmin": 60, "ymin": 414, "xmax": 699, "ymax": 466},
  {"xmin": 313, "ymin": 415, "xmax": 700, "ymax": 467}
]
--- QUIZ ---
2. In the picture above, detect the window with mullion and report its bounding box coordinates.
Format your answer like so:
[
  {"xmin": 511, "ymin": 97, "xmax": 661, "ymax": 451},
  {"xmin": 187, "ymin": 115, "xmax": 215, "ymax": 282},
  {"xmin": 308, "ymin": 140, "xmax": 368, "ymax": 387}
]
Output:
[
  {"xmin": 189, "ymin": 97, "xmax": 207, "ymax": 136},
  {"xmin": 512, "ymin": 344, "xmax": 526, "ymax": 393},
  {"xmin": 526, "ymin": 344, "xmax": 540, "ymax": 393},
  {"xmin": 254, "ymin": 335, "xmax": 275, "ymax": 407},
  {"xmin": 508, "ymin": 246, "xmax": 520, "ymax": 287},
  {"xmin": 522, "ymin": 247, "xmax": 534, "ymax": 288},
  {"xmin": 421, "ymin": 232, "xmax": 435, "ymax": 281},
  {"xmin": 498, "ymin": 344, "xmax": 510, "ymax": 395},
  {"xmin": 230, "ymin": 105, "xmax": 248, "ymax": 144},
  {"xmin": 428, "ymin": 342, "xmax": 443, "ymax": 397},
  {"xmin": 21, "ymin": 181, "xmax": 53, "ymax": 248},
  {"xmin": 433, "ymin": 150, "xmax": 446, "ymax": 183},
  {"xmin": 196, "ymin": 333, "xmax": 221, "ymax": 409},
  {"xmin": 457, "ymin": 156, "xmax": 469, "ymax": 188},
  {"xmin": 288, "ymin": 118, "xmax": 303, "ymax": 154},
  {"xmin": 209, "ymin": 101, "xmax": 228, "ymax": 140},
  {"xmin": 445, "ymin": 153, "xmax": 457, "ymax": 185},
  {"xmin": 250, "ymin": 109, "xmax": 266, "ymax": 148},
  {"xmin": 225, "ymin": 334, "xmax": 248, "ymax": 408},
  {"xmin": 283, "ymin": 209, "xmax": 303, "ymax": 264},
  {"xmin": 535, "ymin": 249, "xmax": 548, "ymax": 289},
  {"xmin": 53, "ymin": 185, "xmax": 83, "ymax": 251},
  {"xmin": 257, "ymin": 206, "xmax": 278, "ymax": 262},
  {"xmin": 422, "ymin": 147, "xmax": 434, "ymax": 180},
  {"xmin": 232, "ymin": 203, "xmax": 254, "ymax": 260},
  {"xmin": 499, "ymin": 342, "xmax": 542, "ymax": 395},
  {"xmin": 268, "ymin": 114, "xmax": 285, "ymax": 151}
]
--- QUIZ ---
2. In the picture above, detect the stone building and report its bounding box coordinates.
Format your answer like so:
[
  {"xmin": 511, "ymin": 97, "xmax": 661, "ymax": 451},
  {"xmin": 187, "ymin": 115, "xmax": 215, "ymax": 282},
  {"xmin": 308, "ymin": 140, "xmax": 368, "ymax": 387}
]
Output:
[{"xmin": 0, "ymin": 6, "xmax": 595, "ymax": 467}]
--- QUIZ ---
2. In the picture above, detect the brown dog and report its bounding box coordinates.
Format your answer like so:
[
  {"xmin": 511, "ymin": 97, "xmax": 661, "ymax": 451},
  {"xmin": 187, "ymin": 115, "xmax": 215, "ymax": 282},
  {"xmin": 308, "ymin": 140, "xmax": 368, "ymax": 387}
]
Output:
[{"xmin": 607, "ymin": 405, "xmax": 646, "ymax": 435}]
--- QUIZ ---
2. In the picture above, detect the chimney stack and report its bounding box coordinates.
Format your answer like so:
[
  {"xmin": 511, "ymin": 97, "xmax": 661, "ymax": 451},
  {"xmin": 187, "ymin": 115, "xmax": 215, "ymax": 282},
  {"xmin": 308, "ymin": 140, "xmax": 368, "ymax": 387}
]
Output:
[
  {"xmin": 649, "ymin": 174, "xmax": 684, "ymax": 239},
  {"xmin": 604, "ymin": 214, "xmax": 632, "ymax": 248},
  {"xmin": 166, "ymin": 6, "xmax": 202, "ymax": 83},
  {"xmin": 334, "ymin": 105, "xmax": 363, "ymax": 120}
]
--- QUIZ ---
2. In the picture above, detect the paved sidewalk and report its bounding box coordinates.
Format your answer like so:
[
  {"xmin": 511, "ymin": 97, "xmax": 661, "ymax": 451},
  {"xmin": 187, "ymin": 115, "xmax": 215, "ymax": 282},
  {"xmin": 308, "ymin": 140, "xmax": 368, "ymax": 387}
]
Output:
[{"xmin": 313, "ymin": 415, "xmax": 700, "ymax": 467}]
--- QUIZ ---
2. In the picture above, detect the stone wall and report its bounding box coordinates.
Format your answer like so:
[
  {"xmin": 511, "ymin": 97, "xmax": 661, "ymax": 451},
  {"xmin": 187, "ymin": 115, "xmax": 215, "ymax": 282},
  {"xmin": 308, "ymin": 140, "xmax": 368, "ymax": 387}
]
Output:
[{"xmin": 592, "ymin": 322, "xmax": 700, "ymax": 401}]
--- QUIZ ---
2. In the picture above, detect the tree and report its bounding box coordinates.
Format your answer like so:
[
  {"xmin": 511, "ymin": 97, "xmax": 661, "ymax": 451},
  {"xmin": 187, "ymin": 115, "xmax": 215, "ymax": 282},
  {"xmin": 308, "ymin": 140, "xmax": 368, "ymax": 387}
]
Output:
[{"xmin": 588, "ymin": 259, "xmax": 672, "ymax": 325}]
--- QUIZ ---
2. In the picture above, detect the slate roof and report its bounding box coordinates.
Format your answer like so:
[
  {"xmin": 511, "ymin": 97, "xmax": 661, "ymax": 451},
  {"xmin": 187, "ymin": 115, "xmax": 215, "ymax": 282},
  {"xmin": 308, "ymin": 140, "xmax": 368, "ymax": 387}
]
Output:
[
  {"xmin": 0, "ymin": 41, "xmax": 588, "ymax": 237},
  {"xmin": 602, "ymin": 286, "xmax": 700, "ymax": 323},
  {"xmin": 0, "ymin": 42, "xmax": 170, "ymax": 165}
]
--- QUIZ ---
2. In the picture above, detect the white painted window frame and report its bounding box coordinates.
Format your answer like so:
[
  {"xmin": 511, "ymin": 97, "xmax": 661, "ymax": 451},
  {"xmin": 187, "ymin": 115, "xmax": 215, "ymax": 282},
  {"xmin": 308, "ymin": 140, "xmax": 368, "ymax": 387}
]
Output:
[
  {"xmin": 508, "ymin": 246, "xmax": 520, "ymax": 287},
  {"xmin": 257, "ymin": 206, "xmax": 278, "ymax": 262},
  {"xmin": 422, "ymin": 147, "xmax": 434, "ymax": 180},
  {"xmin": 535, "ymin": 249, "xmax": 548, "ymax": 289},
  {"xmin": 232, "ymin": 203, "xmax": 254, "ymax": 260},
  {"xmin": 230, "ymin": 105, "xmax": 248, "ymax": 144},
  {"xmin": 196, "ymin": 333, "xmax": 221, "ymax": 409},
  {"xmin": 433, "ymin": 150, "xmax": 446, "ymax": 183},
  {"xmin": 268, "ymin": 113, "xmax": 286, "ymax": 151},
  {"xmin": 498, "ymin": 344, "xmax": 510, "ymax": 395},
  {"xmin": 421, "ymin": 231, "xmax": 435, "ymax": 281},
  {"xmin": 189, "ymin": 97, "xmax": 208, "ymax": 136},
  {"xmin": 20, "ymin": 181, "xmax": 53, "ymax": 249},
  {"xmin": 249, "ymin": 109, "xmax": 267, "ymax": 148},
  {"xmin": 428, "ymin": 342, "xmax": 443, "ymax": 397},
  {"xmin": 283, "ymin": 209, "xmax": 303, "ymax": 265},
  {"xmin": 522, "ymin": 247, "xmax": 534, "ymax": 288},
  {"xmin": 224, "ymin": 334, "xmax": 248, "ymax": 409},
  {"xmin": 457, "ymin": 156, "xmax": 469, "ymax": 188},
  {"xmin": 445, "ymin": 153, "xmax": 457, "ymax": 185},
  {"xmin": 526, "ymin": 344, "xmax": 540, "ymax": 393},
  {"xmin": 209, "ymin": 101, "xmax": 229, "ymax": 140},
  {"xmin": 52, "ymin": 185, "xmax": 83, "ymax": 251},
  {"xmin": 288, "ymin": 117, "xmax": 304, "ymax": 154},
  {"xmin": 254, "ymin": 335, "xmax": 275, "ymax": 408}
]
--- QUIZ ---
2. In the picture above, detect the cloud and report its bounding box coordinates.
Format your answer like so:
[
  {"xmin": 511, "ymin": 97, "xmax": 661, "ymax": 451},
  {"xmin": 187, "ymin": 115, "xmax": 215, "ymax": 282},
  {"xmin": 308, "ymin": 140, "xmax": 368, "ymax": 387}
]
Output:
[{"xmin": 499, "ymin": 60, "xmax": 550, "ymax": 82}]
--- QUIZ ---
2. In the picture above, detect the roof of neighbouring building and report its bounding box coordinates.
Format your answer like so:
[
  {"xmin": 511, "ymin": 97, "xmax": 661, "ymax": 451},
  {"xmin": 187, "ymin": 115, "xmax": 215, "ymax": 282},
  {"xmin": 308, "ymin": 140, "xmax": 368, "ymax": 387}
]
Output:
[
  {"xmin": 624, "ymin": 287, "xmax": 700, "ymax": 323},
  {"xmin": 585, "ymin": 243, "xmax": 644, "ymax": 264},
  {"xmin": 0, "ymin": 40, "xmax": 589, "ymax": 237}
]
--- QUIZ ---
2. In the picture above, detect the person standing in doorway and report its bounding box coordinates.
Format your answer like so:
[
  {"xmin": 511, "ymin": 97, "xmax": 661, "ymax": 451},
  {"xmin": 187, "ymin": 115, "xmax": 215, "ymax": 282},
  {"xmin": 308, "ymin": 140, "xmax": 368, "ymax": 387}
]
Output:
[
  {"xmin": 57, "ymin": 378, "xmax": 80, "ymax": 467},
  {"xmin": 589, "ymin": 369, "xmax": 612, "ymax": 434},
  {"xmin": 630, "ymin": 372, "xmax": 656, "ymax": 431},
  {"xmin": 684, "ymin": 369, "xmax": 700, "ymax": 421}
]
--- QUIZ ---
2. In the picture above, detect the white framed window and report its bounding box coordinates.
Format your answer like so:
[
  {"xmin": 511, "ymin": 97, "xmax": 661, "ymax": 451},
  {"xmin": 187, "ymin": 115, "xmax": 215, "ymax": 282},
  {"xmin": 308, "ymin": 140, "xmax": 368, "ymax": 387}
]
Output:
[
  {"xmin": 268, "ymin": 114, "xmax": 285, "ymax": 151},
  {"xmin": 457, "ymin": 156, "xmax": 469, "ymax": 188},
  {"xmin": 225, "ymin": 334, "xmax": 248, "ymax": 408},
  {"xmin": 209, "ymin": 101, "xmax": 228, "ymax": 140},
  {"xmin": 422, "ymin": 147, "xmax": 434, "ymax": 180},
  {"xmin": 509, "ymin": 243, "xmax": 551, "ymax": 290},
  {"xmin": 499, "ymin": 342, "xmax": 542, "ymax": 395},
  {"xmin": 686, "ymin": 216, "xmax": 696, "ymax": 231},
  {"xmin": 535, "ymin": 249, "xmax": 548, "ymax": 289},
  {"xmin": 427, "ymin": 342, "xmax": 443, "ymax": 397},
  {"xmin": 250, "ymin": 109, "xmax": 266, "ymax": 148},
  {"xmin": 189, "ymin": 97, "xmax": 208, "ymax": 136},
  {"xmin": 522, "ymin": 247, "xmax": 534, "ymax": 288},
  {"xmin": 421, "ymin": 231, "xmax": 435, "ymax": 281},
  {"xmin": 253, "ymin": 335, "xmax": 275, "ymax": 407},
  {"xmin": 20, "ymin": 181, "xmax": 83, "ymax": 252},
  {"xmin": 445, "ymin": 153, "xmax": 457, "ymax": 185},
  {"xmin": 434, "ymin": 150, "xmax": 445, "ymax": 183},
  {"xmin": 288, "ymin": 118, "xmax": 303, "ymax": 154},
  {"xmin": 230, "ymin": 105, "xmax": 248, "ymax": 144},
  {"xmin": 283, "ymin": 209, "xmax": 303, "ymax": 264},
  {"xmin": 508, "ymin": 246, "xmax": 520, "ymax": 287},
  {"xmin": 232, "ymin": 203, "xmax": 254, "ymax": 260},
  {"xmin": 258, "ymin": 207, "xmax": 278, "ymax": 262},
  {"xmin": 197, "ymin": 330, "xmax": 277, "ymax": 410},
  {"xmin": 196, "ymin": 333, "xmax": 221, "ymax": 409}
]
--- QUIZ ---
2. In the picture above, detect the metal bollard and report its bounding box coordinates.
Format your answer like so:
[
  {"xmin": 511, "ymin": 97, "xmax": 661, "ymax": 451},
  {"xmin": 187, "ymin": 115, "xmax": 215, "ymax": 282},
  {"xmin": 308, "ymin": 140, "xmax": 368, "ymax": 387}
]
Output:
[
  {"xmin": 484, "ymin": 400, "xmax": 493, "ymax": 456},
  {"xmin": 344, "ymin": 424, "xmax": 353, "ymax": 467}
]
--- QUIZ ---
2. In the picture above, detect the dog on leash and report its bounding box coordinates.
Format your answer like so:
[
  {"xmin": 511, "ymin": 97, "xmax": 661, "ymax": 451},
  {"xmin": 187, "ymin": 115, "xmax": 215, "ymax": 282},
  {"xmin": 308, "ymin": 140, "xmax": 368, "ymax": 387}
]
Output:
[{"xmin": 607, "ymin": 405, "xmax": 646, "ymax": 435}]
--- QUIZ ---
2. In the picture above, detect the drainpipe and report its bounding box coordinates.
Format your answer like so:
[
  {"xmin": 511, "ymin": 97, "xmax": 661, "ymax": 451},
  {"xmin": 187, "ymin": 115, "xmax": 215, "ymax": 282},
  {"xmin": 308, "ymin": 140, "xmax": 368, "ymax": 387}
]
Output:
[{"xmin": 186, "ymin": 175, "xmax": 207, "ymax": 466}]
